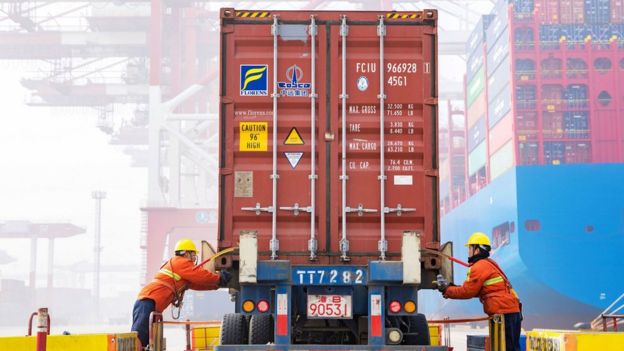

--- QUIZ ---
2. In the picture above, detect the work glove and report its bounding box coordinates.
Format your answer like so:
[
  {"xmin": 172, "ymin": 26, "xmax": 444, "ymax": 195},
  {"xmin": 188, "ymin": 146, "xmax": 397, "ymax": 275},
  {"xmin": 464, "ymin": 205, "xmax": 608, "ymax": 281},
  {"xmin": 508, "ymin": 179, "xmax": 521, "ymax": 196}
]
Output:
[
  {"xmin": 219, "ymin": 269, "xmax": 232, "ymax": 287},
  {"xmin": 436, "ymin": 274, "xmax": 450, "ymax": 292}
]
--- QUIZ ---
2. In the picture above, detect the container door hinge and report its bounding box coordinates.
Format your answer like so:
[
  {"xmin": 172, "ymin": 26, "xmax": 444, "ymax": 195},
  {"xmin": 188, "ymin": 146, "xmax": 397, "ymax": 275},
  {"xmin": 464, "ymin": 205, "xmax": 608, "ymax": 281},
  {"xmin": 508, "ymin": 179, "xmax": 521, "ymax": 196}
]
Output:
[
  {"xmin": 425, "ymin": 169, "xmax": 439, "ymax": 177},
  {"xmin": 424, "ymin": 98, "xmax": 438, "ymax": 105}
]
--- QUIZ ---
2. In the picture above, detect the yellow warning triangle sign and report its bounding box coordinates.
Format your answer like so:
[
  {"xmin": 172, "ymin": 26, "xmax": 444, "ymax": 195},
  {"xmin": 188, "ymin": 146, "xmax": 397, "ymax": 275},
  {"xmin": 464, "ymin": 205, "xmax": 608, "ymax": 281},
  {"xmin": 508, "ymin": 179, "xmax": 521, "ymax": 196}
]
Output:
[{"xmin": 284, "ymin": 127, "xmax": 304, "ymax": 145}]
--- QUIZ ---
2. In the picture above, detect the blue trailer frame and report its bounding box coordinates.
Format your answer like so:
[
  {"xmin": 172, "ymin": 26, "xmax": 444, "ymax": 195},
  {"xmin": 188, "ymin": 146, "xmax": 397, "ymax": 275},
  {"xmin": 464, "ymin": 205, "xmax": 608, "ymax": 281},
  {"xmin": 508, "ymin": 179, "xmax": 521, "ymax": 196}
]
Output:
[{"xmin": 215, "ymin": 260, "xmax": 449, "ymax": 350}]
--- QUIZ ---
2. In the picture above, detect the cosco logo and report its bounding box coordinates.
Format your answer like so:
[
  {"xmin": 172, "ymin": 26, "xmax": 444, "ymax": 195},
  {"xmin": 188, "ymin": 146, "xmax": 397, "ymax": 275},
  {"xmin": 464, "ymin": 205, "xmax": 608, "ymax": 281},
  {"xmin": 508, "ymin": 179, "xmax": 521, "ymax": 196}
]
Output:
[
  {"xmin": 278, "ymin": 82, "xmax": 311, "ymax": 89},
  {"xmin": 295, "ymin": 269, "xmax": 365, "ymax": 285}
]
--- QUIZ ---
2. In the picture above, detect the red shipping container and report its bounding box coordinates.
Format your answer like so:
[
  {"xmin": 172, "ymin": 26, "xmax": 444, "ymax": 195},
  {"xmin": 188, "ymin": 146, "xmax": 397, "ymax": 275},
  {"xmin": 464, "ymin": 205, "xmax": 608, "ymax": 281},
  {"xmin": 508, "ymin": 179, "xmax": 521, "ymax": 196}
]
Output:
[
  {"xmin": 560, "ymin": 0, "xmax": 585, "ymax": 24},
  {"xmin": 565, "ymin": 142, "xmax": 592, "ymax": 163},
  {"xmin": 489, "ymin": 111, "xmax": 514, "ymax": 155},
  {"xmin": 542, "ymin": 112, "xmax": 564, "ymax": 139},
  {"xmin": 535, "ymin": 0, "xmax": 561, "ymax": 24},
  {"xmin": 467, "ymin": 92, "xmax": 487, "ymax": 128},
  {"xmin": 218, "ymin": 9, "xmax": 439, "ymax": 264},
  {"xmin": 541, "ymin": 84, "xmax": 564, "ymax": 111},
  {"xmin": 612, "ymin": 0, "xmax": 624, "ymax": 23},
  {"xmin": 516, "ymin": 112, "xmax": 538, "ymax": 141}
]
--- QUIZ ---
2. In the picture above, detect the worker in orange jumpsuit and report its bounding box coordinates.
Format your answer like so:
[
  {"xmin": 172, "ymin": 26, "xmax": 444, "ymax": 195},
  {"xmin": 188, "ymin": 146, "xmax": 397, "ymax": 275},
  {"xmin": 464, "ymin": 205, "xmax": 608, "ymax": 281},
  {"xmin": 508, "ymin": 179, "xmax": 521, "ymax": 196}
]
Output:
[
  {"xmin": 131, "ymin": 239, "xmax": 232, "ymax": 349},
  {"xmin": 436, "ymin": 232, "xmax": 522, "ymax": 351}
]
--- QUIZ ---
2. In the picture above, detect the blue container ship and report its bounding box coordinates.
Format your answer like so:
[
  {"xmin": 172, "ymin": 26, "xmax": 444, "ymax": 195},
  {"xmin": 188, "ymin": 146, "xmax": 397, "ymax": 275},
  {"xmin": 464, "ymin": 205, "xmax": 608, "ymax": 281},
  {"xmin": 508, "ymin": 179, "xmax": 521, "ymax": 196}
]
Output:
[
  {"xmin": 423, "ymin": 163, "xmax": 624, "ymax": 329},
  {"xmin": 425, "ymin": 0, "xmax": 624, "ymax": 329}
]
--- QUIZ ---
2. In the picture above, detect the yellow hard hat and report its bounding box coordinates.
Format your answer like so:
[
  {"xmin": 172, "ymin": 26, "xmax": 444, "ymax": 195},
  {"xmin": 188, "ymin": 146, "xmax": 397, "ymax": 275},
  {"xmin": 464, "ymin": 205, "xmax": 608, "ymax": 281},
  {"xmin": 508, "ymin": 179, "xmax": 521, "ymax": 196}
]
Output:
[
  {"xmin": 174, "ymin": 239, "xmax": 198, "ymax": 252},
  {"xmin": 465, "ymin": 232, "xmax": 491, "ymax": 247}
]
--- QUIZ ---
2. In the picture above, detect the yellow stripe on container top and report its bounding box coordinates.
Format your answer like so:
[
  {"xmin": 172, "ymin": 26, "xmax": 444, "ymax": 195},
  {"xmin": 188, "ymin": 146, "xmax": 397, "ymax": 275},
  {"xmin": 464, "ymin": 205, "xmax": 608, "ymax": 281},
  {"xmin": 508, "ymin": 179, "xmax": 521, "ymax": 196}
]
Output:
[
  {"xmin": 160, "ymin": 268, "xmax": 181, "ymax": 281},
  {"xmin": 237, "ymin": 11, "xmax": 270, "ymax": 18},
  {"xmin": 386, "ymin": 13, "xmax": 422, "ymax": 19},
  {"xmin": 484, "ymin": 276, "xmax": 504, "ymax": 286}
]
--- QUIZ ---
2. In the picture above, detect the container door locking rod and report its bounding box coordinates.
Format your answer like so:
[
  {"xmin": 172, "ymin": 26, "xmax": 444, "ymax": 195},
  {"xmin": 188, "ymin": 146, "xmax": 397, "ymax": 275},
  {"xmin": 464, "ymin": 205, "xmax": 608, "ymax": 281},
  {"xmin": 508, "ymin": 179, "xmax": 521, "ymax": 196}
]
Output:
[
  {"xmin": 270, "ymin": 15, "xmax": 280, "ymax": 260},
  {"xmin": 339, "ymin": 15, "xmax": 351, "ymax": 262},
  {"xmin": 377, "ymin": 16, "xmax": 388, "ymax": 260},
  {"xmin": 279, "ymin": 16, "xmax": 318, "ymax": 261},
  {"xmin": 308, "ymin": 16, "xmax": 318, "ymax": 260}
]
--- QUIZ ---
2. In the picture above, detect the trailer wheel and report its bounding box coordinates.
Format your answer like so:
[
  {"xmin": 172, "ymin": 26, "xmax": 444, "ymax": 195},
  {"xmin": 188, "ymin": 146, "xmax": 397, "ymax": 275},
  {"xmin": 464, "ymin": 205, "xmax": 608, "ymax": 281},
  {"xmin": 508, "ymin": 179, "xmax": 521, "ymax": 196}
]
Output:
[
  {"xmin": 220, "ymin": 313, "xmax": 247, "ymax": 345},
  {"xmin": 249, "ymin": 314, "xmax": 274, "ymax": 344},
  {"xmin": 403, "ymin": 314, "xmax": 430, "ymax": 345}
]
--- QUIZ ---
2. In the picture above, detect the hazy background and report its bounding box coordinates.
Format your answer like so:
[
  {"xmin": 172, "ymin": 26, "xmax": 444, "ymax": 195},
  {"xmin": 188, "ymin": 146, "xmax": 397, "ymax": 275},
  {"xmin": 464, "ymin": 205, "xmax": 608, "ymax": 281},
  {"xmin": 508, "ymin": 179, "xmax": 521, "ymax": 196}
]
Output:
[{"xmin": 0, "ymin": 3, "xmax": 487, "ymax": 350}]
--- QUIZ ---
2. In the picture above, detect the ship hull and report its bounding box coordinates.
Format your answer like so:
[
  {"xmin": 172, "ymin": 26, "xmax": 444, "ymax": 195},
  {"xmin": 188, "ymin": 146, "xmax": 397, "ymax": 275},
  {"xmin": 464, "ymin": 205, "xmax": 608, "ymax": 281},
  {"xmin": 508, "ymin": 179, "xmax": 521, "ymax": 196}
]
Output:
[{"xmin": 421, "ymin": 163, "xmax": 624, "ymax": 329}]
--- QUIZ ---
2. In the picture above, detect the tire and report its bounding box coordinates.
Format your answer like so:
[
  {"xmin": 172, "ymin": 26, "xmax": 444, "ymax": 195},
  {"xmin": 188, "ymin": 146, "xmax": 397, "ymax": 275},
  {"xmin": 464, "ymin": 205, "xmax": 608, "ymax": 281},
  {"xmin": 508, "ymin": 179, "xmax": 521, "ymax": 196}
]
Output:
[
  {"xmin": 403, "ymin": 313, "xmax": 431, "ymax": 345},
  {"xmin": 249, "ymin": 314, "xmax": 274, "ymax": 344},
  {"xmin": 220, "ymin": 313, "xmax": 247, "ymax": 345}
]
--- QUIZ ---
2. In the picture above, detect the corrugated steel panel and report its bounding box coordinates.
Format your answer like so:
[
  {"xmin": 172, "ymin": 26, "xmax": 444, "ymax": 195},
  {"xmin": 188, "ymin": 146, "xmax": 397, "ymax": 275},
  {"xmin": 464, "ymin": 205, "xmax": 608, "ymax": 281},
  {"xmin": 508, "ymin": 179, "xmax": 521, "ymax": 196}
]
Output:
[
  {"xmin": 467, "ymin": 92, "xmax": 487, "ymax": 128},
  {"xmin": 466, "ymin": 15, "xmax": 495, "ymax": 57},
  {"xmin": 486, "ymin": 32, "xmax": 511, "ymax": 76},
  {"xmin": 560, "ymin": 0, "xmax": 586, "ymax": 23},
  {"xmin": 513, "ymin": 0, "xmax": 535, "ymax": 20},
  {"xmin": 468, "ymin": 116, "xmax": 487, "ymax": 152},
  {"xmin": 467, "ymin": 67, "xmax": 486, "ymax": 107},
  {"xmin": 487, "ymin": 15, "xmax": 509, "ymax": 53},
  {"xmin": 612, "ymin": 0, "xmax": 624, "ymax": 23},
  {"xmin": 543, "ymin": 112, "xmax": 564, "ymax": 139},
  {"xmin": 489, "ymin": 111, "xmax": 513, "ymax": 154},
  {"xmin": 492, "ymin": 0, "xmax": 511, "ymax": 25},
  {"xmin": 564, "ymin": 84, "xmax": 588, "ymax": 109},
  {"xmin": 535, "ymin": 0, "xmax": 561, "ymax": 24},
  {"xmin": 565, "ymin": 141, "xmax": 592, "ymax": 163},
  {"xmin": 490, "ymin": 140, "xmax": 515, "ymax": 180},
  {"xmin": 467, "ymin": 51, "xmax": 485, "ymax": 83},
  {"xmin": 542, "ymin": 84, "xmax": 564, "ymax": 112},
  {"xmin": 564, "ymin": 111, "xmax": 590, "ymax": 138},
  {"xmin": 518, "ymin": 141, "xmax": 539, "ymax": 165},
  {"xmin": 516, "ymin": 112, "xmax": 538, "ymax": 141},
  {"xmin": 593, "ymin": 141, "xmax": 621, "ymax": 162},
  {"xmin": 219, "ymin": 9, "xmax": 439, "ymax": 263},
  {"xmin": 515, "ymin": 57, "xmax": 536, "ymax": 81},
  {"xmin": 468, "ymin": 141, "xmax": 487, "ymax": 175},
  {"xmin": 544, "ymin": 141, "xmax": 566, "ymax": 164},
  {"xmin": 584, "ymin": 0, "xmax": 611, "ymax": 24},
  {"xmin": 516, "ymin": 84, "xmax": 537, "ymax": 110},
  {"xmin": 487, "ymin": 57, "xmax": 511, "ymax": 102},
  {"xmin": 489, "ymin": 84, "xmax": 513, "ymax": 127},
  {"xmin": 592, "ymin": 110, "xmax": 623, "ymax": 162}
]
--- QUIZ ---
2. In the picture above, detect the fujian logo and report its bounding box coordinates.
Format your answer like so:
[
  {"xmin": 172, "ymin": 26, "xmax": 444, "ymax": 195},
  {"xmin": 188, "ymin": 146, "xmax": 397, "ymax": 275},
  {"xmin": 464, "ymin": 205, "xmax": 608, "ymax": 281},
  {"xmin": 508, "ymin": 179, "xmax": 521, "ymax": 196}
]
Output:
[
  {"xmin": 278, "ymin": 64, "xmax": 311, "ymax": 97},
  {"xmin": 240, "ymin": 64, "xmax": 268, "ymax": 96}
]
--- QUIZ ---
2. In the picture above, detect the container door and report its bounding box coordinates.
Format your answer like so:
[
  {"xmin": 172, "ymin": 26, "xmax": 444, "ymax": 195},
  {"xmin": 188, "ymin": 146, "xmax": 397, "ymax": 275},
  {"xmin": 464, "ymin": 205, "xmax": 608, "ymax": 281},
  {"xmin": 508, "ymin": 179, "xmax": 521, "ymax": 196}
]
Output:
[
  {"xmin": 220, "ymin": 16, "xmax": 329, "ymax": 263},
  {"xmin": 329, "ymin": 19, "xmax": 438, "ymax": 262}
]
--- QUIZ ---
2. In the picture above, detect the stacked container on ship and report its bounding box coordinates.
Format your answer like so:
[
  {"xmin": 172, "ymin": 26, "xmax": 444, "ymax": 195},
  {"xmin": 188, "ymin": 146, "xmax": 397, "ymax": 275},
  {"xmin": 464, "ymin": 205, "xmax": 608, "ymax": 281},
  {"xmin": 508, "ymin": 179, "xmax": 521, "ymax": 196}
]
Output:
[
  {"xmin": 430, "ymin": 0, "xmax": 624, "ymax": 329},
  {"xmin": 215, "ymin": 8, "xmax": 451, "ymax": 349}
]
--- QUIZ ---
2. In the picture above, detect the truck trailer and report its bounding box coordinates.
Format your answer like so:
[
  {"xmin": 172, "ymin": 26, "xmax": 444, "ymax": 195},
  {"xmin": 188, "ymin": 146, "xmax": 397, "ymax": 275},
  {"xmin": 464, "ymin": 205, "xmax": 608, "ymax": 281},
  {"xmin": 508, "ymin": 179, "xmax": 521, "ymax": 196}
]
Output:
[{"xmin": 214, "ymin": 8, "xmax": 452, "ymax": 349}]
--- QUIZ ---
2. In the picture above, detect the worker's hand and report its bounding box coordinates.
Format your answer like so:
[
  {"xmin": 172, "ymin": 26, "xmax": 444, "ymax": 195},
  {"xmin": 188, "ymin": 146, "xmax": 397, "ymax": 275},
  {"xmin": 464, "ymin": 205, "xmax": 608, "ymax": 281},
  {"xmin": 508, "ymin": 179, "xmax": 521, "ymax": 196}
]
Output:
[
  {"xmin": 219, "ymin": 269, "xmax": 232, "ymax": 287},
  {"xmin": 436, "ymin": 274, "xmax": 450, "ymax": 292}
]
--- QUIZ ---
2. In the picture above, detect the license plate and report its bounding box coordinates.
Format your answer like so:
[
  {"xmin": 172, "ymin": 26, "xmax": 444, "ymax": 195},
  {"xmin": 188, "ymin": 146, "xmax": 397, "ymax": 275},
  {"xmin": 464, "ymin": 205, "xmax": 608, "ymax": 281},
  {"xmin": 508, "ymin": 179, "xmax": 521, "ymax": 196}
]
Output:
[{"xmin": 307, "ymin": 294, "xmax": 352, "ymax": 319}]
